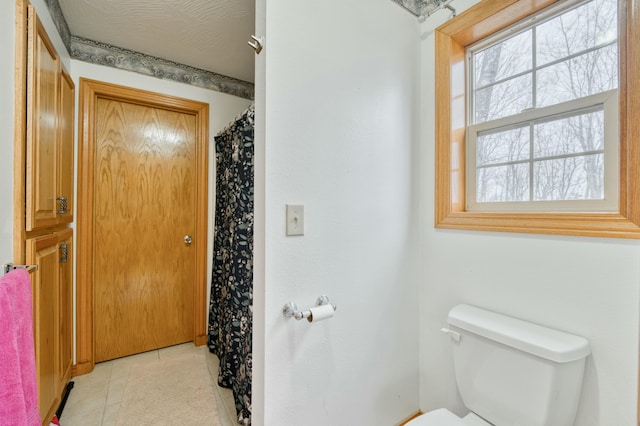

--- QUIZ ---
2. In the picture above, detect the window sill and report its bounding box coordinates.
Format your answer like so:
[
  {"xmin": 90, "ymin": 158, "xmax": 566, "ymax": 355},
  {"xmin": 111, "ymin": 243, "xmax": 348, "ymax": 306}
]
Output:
[{"xmin": 436, "ymin": 211, "xmax": 640, "ymax": 239}]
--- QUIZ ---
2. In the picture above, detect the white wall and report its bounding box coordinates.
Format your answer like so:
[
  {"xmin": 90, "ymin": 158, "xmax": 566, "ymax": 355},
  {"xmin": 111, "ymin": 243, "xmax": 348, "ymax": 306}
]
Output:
[
  {"xmin": 69, "ymin": 60, "xmax": 253, "ymax": 330},
  {"xmin": 418, "ymin": 2, "xmax": 640, "ymax": 425},
  {"xmin": 252, "ymin": 0, "xmax": 266, "ymax": 421},
  {"xmin": 254, "ymin": 0, "xmax": 421, "ymax": 424},
  {"xmin": 30, "ymin": 0, "xmax": 71, "ymax": 71},
  {"xmin": 0, "ymin": 0, "xmax": 17, "ymax": 264}
]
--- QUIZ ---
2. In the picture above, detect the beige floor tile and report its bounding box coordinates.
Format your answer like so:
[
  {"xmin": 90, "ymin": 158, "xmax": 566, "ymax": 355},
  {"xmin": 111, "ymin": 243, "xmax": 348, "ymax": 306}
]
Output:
[
  {"xmin": 106, "ymin": 373, "xmax": 128, "ymax": 405},
  {"xmin": 63, "ymin": 345, "xmax": 237, "ymax": 426},
  {"xmin": 72, "ymin": 362, "xmax": 112, "ymax": 387},
  {"xmin": 206, "ymin": 352, "xmax": 238, "ymax": 425},
  {"xmin": 109, "ymin": 350, "xmax": 160, "ymax": 380},
  {"xmin": 221, "ymin": 392, "xmax": 238, "ymax": 424},
  {"xmin": 101, "ymin": 402, "xmax": 120, "ymax": 426},
  {"xmin": 206, "ymin": 352, "xmax": 221, "ymax": 379},
  {"xmin": 158, "ymin": 342, "xmax": 201, "ymax": 359},
  {"xmin": 62, "ymin": 379, "xmax": 109, "ymax": 418},
  {"xmin": 59, "ymin": 406, "xmax": 104, "ymax": 426},
  {"xmin": 213, "ymin": 386, "xmax": 235, "ymax": 426}
]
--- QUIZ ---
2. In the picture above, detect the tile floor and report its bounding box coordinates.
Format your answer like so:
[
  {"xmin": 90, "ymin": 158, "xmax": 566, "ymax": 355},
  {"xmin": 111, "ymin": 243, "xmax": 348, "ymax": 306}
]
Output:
[{"xmin": 59, "ymin": 343, "xmax": 237, "ymax": 426}]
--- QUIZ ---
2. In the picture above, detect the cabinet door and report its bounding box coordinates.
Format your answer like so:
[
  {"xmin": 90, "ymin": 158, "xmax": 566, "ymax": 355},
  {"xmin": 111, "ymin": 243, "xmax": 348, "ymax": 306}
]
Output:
[
  {"xmin": 26, "ymin": 6, "xmax": 60, "ymax": 231},
  {"xmin": 26, "ymin": 234, "xmax": 60, "ymax": 423},
  {"xmin": 57, "ymin": 69, "xmax": 75, "ymax": 225},
  {"xmin": 56, "ymin": 228, "xmax": 73, "ymax": 389}
]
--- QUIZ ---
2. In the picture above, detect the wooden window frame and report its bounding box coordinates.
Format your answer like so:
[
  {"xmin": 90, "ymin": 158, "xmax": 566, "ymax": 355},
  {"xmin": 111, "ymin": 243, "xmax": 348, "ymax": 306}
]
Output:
[{"xmin": 435, "ymin": 0, "xmax": 640, "ymax": 238}]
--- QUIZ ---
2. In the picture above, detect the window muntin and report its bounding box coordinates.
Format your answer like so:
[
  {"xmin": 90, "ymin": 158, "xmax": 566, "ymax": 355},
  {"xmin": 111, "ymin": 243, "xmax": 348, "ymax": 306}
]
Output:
[
  {"xmin": 466, "ymin": 0, "xmax": 618, "ymax": 211},
  {"xmin": 468, "ymin": 90, "xmax": 618, "ymax": 211},
  {"xmin": 474, "ymin": 30, "xmax": 532, "ymax": 86},
  {"xmin": 536, "ymin": 0, "xmax": 618, "ymax": 66},
  {"xmin": 536, "ymin": 43, "xmax": 618, "ymax": 107}
]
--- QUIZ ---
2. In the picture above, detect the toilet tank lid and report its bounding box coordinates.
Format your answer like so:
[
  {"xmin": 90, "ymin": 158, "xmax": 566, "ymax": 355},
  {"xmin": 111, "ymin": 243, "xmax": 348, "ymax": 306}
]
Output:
[{"xmin": 448, "ymin": 304, "xmax": 591, "ymax": 363}]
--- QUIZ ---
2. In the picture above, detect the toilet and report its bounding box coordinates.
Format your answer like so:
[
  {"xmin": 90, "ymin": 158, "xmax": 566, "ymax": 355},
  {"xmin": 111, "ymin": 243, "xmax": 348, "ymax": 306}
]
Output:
[{"xmin": 408, "ymin": 304, "xmax": 590, "ymax": 426}]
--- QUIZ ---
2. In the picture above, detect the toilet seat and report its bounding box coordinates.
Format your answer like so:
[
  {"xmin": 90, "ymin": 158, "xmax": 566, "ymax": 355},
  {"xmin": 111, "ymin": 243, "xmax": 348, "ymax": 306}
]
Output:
[{"xmin": 406, "ymin": 409, "xmax": 492, "ymax": 426}]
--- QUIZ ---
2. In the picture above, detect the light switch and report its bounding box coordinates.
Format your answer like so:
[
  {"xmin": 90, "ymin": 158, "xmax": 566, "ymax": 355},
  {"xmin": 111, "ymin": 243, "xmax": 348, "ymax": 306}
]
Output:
[{"xmin": 286, "ymin": 204, "xmax": 304, "ymax": 236}]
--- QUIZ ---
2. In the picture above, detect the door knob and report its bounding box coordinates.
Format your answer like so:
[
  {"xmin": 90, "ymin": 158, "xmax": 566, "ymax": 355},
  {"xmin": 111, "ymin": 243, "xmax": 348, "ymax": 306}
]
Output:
[{"xmin": 184, "ymin": 235, "xmax": 193, "ymax": 245}]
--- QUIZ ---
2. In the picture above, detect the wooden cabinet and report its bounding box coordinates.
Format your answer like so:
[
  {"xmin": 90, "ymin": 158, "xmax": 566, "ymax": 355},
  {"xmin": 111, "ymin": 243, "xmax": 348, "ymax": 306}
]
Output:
[
  {"xmin": 21, "ymin": 5, "xmax": 76, "ymax": 424},
  {"xmin": 26, "ymin": 9, "xmax": 59, "ymax": 231},
  {"xmin": 26, "ymin": 234, "xmax": 59, "ymax": 423},
  {"xmin": 25, "ymin": 229, "xmax": 73, "ymax": 425},
  {"xmin": 25, "ymin": 6, "xmax": 75, "ymax": 232}
]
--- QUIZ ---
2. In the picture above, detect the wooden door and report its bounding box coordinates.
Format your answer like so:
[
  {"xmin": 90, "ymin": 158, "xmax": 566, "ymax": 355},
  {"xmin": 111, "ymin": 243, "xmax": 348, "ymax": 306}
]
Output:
[
  {"xmin": 26, "ymin": 6, "xmax": 59, "ymax": 231},
  {"xmin": 26, "ymin": 234, "xmax": 60, "ymax": 423},
  {"xmin": 93, "ymin": 97, "xmax": 197, "ymax": 362}
]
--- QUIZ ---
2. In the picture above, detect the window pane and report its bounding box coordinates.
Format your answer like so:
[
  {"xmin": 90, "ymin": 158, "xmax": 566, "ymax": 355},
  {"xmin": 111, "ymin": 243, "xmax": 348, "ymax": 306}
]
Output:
[
  {"xmin": 477, "ymin": 126, "xmax": 529, "ymax": 166},
  {"xmin": 534, "ymin": 109, "xmax": 604, "ymax": 158},
  {"xmin": 475, "ymin": 30, "xmax": 532, "ymax": 87},
  {"xmin": 475, "ymin": 74, "xmax": 532, "ymax": 123},
  {"xmin": 477, "ymin": 164, "xmax": 529, "ymax": 202},
  {"xmin": 536, "ymin": 44, "xmax": 618, "ymax": 107},
  {"xmin": 534, "ymin": 153, "xmax": 604, "ymax": 200},
  {"xmin": 465, "ymin": 0, "xmax": 618, "ymax": 212},
  {"xmin": 536, "ymin": 0, "xmax": 618, "ymax": 67}
]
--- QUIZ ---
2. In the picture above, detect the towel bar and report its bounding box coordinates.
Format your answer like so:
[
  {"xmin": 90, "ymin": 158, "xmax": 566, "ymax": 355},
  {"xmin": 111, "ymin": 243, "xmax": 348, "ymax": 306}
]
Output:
[{"xmin": 2, "ymin": 263, "xmax": 38, "ymax": 275}]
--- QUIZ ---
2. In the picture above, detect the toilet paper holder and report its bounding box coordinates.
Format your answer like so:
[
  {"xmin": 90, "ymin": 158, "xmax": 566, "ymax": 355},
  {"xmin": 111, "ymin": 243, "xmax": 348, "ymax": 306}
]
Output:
[{"xmin": 282, "ymin": 295, "xmax": 337, "ymax": 320}]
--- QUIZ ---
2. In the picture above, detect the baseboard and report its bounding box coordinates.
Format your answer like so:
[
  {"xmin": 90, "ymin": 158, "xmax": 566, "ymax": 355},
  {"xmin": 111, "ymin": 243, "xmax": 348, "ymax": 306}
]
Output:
[
  {"xmin": 72, "ymin": 361, "xmax": 94, "ymax": 377},
  {"xmin": 398, "ymin": 411, "xmax": 423, "ymax": 425}
]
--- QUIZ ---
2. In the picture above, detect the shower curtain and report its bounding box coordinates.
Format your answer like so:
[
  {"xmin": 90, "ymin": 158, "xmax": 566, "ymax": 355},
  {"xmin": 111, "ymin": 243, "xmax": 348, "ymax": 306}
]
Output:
[{"xmin": 208, "ymin": 105, "xmax": 254, "ymax": 425}]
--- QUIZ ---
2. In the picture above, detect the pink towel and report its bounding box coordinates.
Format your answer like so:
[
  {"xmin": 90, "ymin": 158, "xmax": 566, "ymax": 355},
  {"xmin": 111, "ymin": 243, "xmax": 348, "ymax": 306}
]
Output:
[{"xmin": 0, "ymin": 269, "xmax": 41, "ymax": 426}]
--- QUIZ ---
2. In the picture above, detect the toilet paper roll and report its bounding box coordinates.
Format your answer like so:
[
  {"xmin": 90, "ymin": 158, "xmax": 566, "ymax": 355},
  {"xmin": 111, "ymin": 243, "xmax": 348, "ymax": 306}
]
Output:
[{"xmin": 307, "ymin": 304, "xmax": 335, "ymax": 323}]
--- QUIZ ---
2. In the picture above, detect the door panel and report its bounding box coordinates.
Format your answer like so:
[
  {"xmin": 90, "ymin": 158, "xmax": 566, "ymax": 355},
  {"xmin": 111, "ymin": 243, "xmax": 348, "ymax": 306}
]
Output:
[
  {"xmin": 57, "ymin": 69, "xmax": 75, "ymax": 225},
  {"xmin": 93, "ymin": 98, "xmax": 196, "ymax": 362},
  {"xmin": 26, "ymin": 9, "xmax": 59, "ymax": 231},
  {"xmin": 57, "ymin": 228, "xmax": 73, "ymax": 389},
  {"xmin": 26, "ymin": 234, "xmax": 59, "ymax": 423}
]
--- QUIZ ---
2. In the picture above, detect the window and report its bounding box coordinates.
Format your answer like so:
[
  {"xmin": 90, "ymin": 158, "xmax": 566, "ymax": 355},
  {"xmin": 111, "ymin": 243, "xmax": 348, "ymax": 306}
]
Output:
[
  {"xmin": 434, "ymin": 0, "xmax": 640, "ymax": 238},
  {"xmin": 467, "ymin": 0, "xmax": 618, "ymax": 212}
]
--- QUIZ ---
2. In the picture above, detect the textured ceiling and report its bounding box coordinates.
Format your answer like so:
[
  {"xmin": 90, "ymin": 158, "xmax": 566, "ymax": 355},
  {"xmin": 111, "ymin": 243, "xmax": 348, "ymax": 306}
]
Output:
[{"xmin": 58, "ymin": 0, "xmax": 255, "ymax": 83}]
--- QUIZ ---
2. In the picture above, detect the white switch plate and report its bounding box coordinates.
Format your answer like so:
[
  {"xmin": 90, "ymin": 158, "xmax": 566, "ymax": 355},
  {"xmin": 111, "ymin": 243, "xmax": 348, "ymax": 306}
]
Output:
[{"xmin": 286, "ymin": 204, "xmax": 304, "ymax": 236}]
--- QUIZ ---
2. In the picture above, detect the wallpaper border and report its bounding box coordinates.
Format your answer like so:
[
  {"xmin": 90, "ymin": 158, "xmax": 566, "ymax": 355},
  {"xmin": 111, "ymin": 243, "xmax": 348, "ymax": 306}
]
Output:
[
  {"xmin": 44, "ymin": 0, "xmax": 254, "ymax": 100},
  {"xmin": 71, "ymin": 36, "xmax": 254, "ymax": 99},
  {"xmin": 391, "ymin": 0, "xmax": 454, "ymax": 17}
]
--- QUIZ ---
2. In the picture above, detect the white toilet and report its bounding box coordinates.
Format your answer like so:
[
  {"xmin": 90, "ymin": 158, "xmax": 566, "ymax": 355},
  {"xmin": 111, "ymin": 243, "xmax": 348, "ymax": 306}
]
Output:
[{"xmin": 408, "ymin": 304, "xmax": 590, "ymax": 426}]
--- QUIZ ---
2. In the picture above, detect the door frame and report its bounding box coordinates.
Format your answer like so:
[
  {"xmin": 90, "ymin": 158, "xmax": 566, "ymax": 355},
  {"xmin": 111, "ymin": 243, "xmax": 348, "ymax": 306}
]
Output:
[{"xmin": 75, "ymin": 79, "xmax": 209, "ymax": 375}]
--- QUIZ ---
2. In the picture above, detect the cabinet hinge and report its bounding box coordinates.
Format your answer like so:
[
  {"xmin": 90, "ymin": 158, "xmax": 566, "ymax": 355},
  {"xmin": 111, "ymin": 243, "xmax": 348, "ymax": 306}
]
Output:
[
  {"xmin": 59, "ymin": 243, "xmax": 68, "ymax": 263},
  {"xmin": 56, "ymin": 196, "xmax": 67, "ymax": 214}
]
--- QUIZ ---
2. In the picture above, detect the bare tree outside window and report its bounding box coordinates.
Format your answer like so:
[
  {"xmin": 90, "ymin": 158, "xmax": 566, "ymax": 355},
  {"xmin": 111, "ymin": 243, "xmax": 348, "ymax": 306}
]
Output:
[{"xmin": 470, "ymin": 0, "xmax": 618, "ymax": 205}]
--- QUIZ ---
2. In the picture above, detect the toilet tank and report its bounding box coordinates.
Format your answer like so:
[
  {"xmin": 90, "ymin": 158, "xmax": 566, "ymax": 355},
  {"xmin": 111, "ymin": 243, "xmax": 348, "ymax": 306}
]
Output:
[{"xmin": 447, "ymin": 304, "xmax": 590, "ymax": 426}]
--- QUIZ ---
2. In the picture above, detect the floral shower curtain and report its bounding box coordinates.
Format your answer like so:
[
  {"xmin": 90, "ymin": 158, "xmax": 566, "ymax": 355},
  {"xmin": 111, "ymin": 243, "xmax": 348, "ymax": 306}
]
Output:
[{"xmin": 208, "ymin": 105, "xmax": 254, "ymax": 425}]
